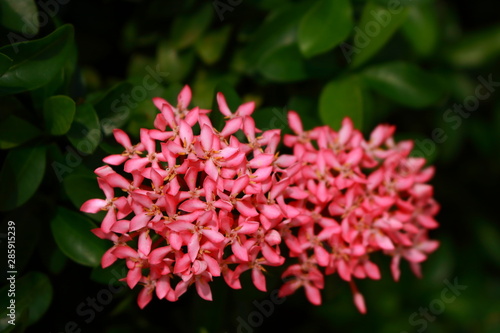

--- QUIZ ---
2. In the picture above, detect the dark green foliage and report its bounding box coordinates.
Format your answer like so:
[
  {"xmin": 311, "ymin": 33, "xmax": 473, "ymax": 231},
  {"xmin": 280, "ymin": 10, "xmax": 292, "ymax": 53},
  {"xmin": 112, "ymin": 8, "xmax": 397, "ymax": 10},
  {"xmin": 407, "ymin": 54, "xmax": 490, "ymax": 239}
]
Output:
[{"xmin": 0, "ymin": 0, "xmax": 499, "ymax": 332}]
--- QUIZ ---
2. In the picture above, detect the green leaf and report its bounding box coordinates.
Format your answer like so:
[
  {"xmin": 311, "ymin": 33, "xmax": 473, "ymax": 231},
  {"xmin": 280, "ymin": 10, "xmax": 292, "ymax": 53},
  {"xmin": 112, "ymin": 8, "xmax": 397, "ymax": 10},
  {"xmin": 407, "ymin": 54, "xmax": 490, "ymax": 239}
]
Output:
[
  {"xmin": 302, "ymin": 51, "xmax": 340, "ymax": 79},
  {"xmin": 94, "ymin": 82, "xmax": 134, "ymax": 135},
  {"xmin": 444, "ymin": 72, "xmax": 476, "ymax": 102},
  {"xmin": 63, "ymin": 173, "xmax": 106, "ymax": 222},
  {"xmin": 319, "ymin": 75, "xmax": 364, "ymax": 130},
  {"xmin": 0, "ymin": 115, "xmax": 41, "ymax": 149},
  {"xmin": 0, "ymin": 24, "xmax": 74, "ymax": 95},
  {"xmin": 156, "ymin": 41, "xmax": 194, "ymax": 83},
  {"xmin": 298, "ymin": 0, "xmax": 353, "ymax": 58},
  {"xmin": 154, "ymin": 83, "xmax": 185, "ymax": 110},
  {"xmin": 252, "ymin": 107, "xmax": 284, "ymax": 133},
  {"xmin": 127, "ymin": 97, "xmax": 165, "ymax": 137},
  {"xmin": 127, "ymin": 54, "xmax": 154, "ymax": 79},
  {"xmin": 43, "ymin": 95, "xmax": 76, "ymax": 136},
  {"xmin": 242, "ymin": 3, "xmax": 307, "ymax": 72},
  {"xmin": 191, "ymin": 70, "xmax": 239, "ymax": 109},
  {"xmin": 258, "ymin": 44, "xmax": 308, "ymax": 82},
  {"xmin": 445, "ymin": 25, "xmax": 500, "ymax": 68},
  {"xmin": 0, "ymin": 145, "xmax": 46, "ymax": 211},
  {"xmin": 31, "ymin": 38, "xmax": 78, "ymax": 106},
  {"xmin": 0, "ymin": 53, "xmax": 13, "ymax": 77},
  {"xmin": 39, "ymin": 241, "xmax": 68, "ymax": 275},
  {"xmin": 401, "ymin": 1, "xmax": 439, "ymax": 56},
  {"xmin": 0, "ymin": 0, "xmax": 39, "ymax": 34},
  {"xmin": 67, "ymin": 102, "xmax": 101, "ymax": 155},
  {"xmin": 22, "ymin": 272, "xmax": 52, "ymax": 324},
  {"xmin": 350, "ymin": 1, "xmax": 408, "ymax": 68},
  {"xmin": 170, "ymin": 3, "xmax": 213, "ymax": 50},
  {"xmin": 360, "ymin": 85, "xmax": 376, "ymax": 130},
  {"xmin": 288, "ymin": 96, "xmax": 321, "ymax": 130},
  {"xmin": 196, "ymin": 25, "xmax": 231, "ymax": 65},
  {"xmin": 51, "ymin": 206, "xmax": 108, "ymax": 267},
  {"xmin": 362, "ymin": 61, "xmax": 445, "ymax": 108},
  {"xmin": 0, "ymin": 271, "xmax": 52, "ymax": 332}
]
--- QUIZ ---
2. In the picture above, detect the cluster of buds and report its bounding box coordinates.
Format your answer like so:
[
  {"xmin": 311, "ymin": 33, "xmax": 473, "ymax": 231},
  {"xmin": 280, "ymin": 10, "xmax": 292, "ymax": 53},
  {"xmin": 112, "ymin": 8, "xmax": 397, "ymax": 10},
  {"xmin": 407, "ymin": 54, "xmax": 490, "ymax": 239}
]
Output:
[{"xmin": 81, "ymin": 86, "xmax": 439, "ymax": 312}]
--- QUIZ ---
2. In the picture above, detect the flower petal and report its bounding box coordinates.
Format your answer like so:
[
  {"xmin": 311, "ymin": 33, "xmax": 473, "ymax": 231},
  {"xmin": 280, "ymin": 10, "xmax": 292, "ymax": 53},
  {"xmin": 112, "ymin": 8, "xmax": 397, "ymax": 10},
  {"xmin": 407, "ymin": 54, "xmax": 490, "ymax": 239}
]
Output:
[
  {"xmin": 103, "ymin": 154, "xmax": 128, "ymax": 165},
  {"xmin": 252, "ymin": 268, "xmax": 267, "ymax": 292},
  {"xmin": 113, "ymin": 129, "xmax": 132, "ymax": 148},
  {"xmin": 195, "ymin": 277, "xmax": 213, "ymax": 301},
  {"xmin": 178, "ymin": 85, "xmax": 192, "ymax": 110},
  {"xmin": 216, "ymin": 92, "xmax": 232, "ymax": 117},
  {"xmin": 304, "ymin": 283, "xmax": 322, "ymax": 305},
  {"xmin": 137, "ymin": 287, "xmax": 153, "ymax": 309},
  {"xmin": 127, "ymin": 266, "xmax": 142, "ymax": 289},
  {"xmin": 288, "ymin": 111, "xmax": 303, "ymax": 134},
  {"xmin": 81, "ymin": 199, "xmax": 106, "ymax": 213}
]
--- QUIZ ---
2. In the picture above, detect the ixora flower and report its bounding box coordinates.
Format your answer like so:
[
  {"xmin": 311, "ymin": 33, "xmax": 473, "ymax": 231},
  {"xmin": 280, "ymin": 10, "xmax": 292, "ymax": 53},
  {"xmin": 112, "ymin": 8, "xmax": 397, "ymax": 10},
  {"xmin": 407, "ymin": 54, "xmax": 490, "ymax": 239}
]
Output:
[{"xmin": 81, "ymin": 85, "xmax": 439, "ymax": 313}]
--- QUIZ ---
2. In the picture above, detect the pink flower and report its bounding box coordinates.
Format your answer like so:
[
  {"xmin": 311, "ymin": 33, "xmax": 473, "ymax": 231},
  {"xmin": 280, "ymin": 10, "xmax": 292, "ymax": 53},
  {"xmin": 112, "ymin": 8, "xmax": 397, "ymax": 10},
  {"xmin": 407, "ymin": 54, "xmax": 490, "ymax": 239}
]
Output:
[
  {"xmin": 82, "ymin": 86, "xmax": 439, "ymax": 313},
  {"xmin": 81, "ymin": 178, "xmax": 131, "ymax": 233},
  {"xmin": 278, "ymin": 256, "xmax": 324, "ymax": 305},
  {"xmin": 82, "ymin": 85, "xmax": 295, "ymax": 308},
  {"xmin": 102, "ymin": 129, "xmax": 144, "ymax": 165},
  {"xmin": 275, "ymin": 111, "xmax": 439, "ymax": 313}
]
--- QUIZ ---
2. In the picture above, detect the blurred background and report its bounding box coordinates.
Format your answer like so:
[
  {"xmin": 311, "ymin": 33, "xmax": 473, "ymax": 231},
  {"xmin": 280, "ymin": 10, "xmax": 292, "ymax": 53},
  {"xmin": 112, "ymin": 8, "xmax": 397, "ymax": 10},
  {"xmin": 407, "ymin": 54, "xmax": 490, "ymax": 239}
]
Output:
[{"xmin": 0, "ymin": 0, "xmax": 499, "ymax": 332}]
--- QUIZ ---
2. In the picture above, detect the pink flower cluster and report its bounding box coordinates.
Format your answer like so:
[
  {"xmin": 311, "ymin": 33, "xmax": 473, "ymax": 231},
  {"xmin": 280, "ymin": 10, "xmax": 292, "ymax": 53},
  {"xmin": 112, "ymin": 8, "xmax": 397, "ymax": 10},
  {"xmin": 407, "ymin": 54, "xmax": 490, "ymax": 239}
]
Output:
[
  {"xmin": 81, "ymin": 85, "xmax": 439, "ymax": 312},
  {"xmin": 276, "ymin": 112, "xmax": 439, "ymax": 312}
]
